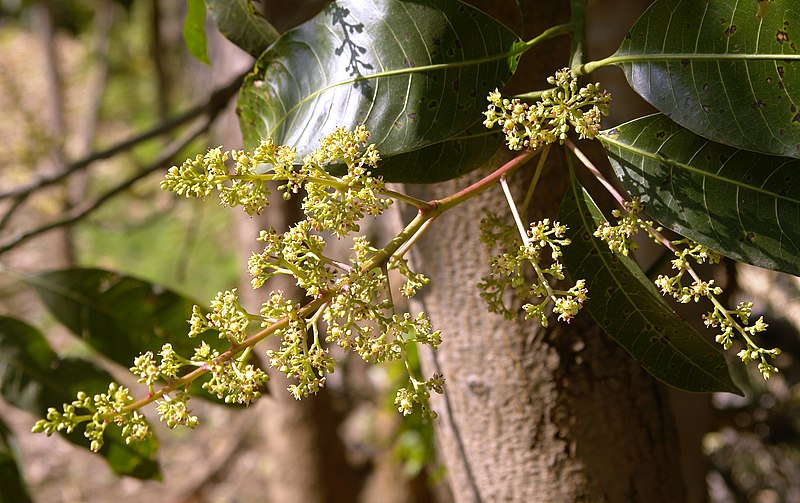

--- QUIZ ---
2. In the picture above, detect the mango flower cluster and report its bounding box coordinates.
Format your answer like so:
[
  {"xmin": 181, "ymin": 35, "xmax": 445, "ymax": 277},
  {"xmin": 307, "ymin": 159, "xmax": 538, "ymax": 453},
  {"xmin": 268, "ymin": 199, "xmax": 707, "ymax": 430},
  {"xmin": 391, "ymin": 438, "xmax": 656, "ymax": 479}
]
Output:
[
  {"xmin": 479, "ymin": 213, "xmax": 587, "ymax": 327},
  {"xmin": 34, "ymin": 127, "xmax": 447, "ymax": 451},
  {"xmin": 483, "ymin": 68, "xmax": 611, "ymax": 151},
  {"xmin": 596, "ymin": 201, "xmax": 781, "ymax": 380}
]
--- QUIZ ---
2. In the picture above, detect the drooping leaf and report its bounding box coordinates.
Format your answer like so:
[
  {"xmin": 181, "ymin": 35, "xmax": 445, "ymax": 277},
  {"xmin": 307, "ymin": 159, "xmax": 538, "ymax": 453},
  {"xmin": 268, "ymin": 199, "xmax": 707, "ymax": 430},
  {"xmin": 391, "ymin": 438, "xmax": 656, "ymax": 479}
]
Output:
[
  {"xmin": 0, "ymin": 317, "xmax": 160, "ymax": 479},
  {"xmin": 558, "ymin": 177, "xmax": 741, "ymax": 395},
  {"xmin": 237, "ymin": 0, "xmax": 523, "ymax": 182},
  {"xmin": 207, "ymin": 0, "xmax": 280, "ymax": 58},
  {"xmin": 606, "ymin": 0, "xmax": 800, "ymax": 158},
  {"xmin": 26, "ymin": 268, "xmax": 220, "ymax": 368},
  {"xmin": 26, "ymin": 268, "xmax": 236, "ymax": 404},
  {"xmin": 183, "ymin": 0, "xmax": 211, "ymax": 65},
  {"xmin": 598, "ymin": 113, "xmax": 800, "ymax": 276},
  {"xmin": 0, "ymin": 416, "xmax": 33, "ymax": 503}
]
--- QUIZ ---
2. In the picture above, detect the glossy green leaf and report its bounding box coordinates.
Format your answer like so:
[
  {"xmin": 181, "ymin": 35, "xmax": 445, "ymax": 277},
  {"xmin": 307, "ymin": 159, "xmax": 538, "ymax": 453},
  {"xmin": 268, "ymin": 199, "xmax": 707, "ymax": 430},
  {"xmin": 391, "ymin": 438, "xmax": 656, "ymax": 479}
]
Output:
[
  {"xmin": 26, "ymin": 268, "xmax": 219, "ymax": 368},
  {"xmin": 558, "ymin": 177, "xmax": 741, "ymax": 394},
  {"xmin": 337, "ymin": 129, "xmax": 502, "ymax": 183},
  {"xmin": 0, "ymin": 416, "xmax": 32, "ymax": 503},
  {"xmin": 207, "ymin": 0, "xmax": 280, "ymax": 58},
  {"xmin": 603, "ymin": 0, "xmax": 800, "ymax": 158},
  {"xmin": 183, "ymin": 0, "xmax": 211, "ymax": 65},
  {"xmin": 599, "ymin": 113, "xmax": 800, "ymax": 276},
  {"xmin": 237, "ymin": 0, "xmax": 522, "ymax": 182},
  {"xmin": 0, "ymin": 317, "xmax": 160, "ymax": 479}
]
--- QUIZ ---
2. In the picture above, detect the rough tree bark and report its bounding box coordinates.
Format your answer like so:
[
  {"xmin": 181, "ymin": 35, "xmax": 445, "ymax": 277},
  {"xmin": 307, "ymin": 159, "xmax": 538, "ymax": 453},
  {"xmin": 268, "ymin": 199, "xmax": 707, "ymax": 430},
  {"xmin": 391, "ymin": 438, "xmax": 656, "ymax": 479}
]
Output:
[{"xmin": 404, "ymin": 3, "xmax": 687, "ymax": 501}]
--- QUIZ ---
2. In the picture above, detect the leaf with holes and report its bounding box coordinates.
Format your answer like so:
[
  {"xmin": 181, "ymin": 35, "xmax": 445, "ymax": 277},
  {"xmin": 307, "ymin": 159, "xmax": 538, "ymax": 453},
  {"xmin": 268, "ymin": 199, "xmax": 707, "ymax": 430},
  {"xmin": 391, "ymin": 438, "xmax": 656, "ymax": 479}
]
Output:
[
  {"xmin": 0, "ymin": 316, "xmax": 160, "ymax": 479},
  {"xmin": 237, "ymin": 0, "xmax": 523, "ymax": 182},
  {"xmin": 558, "ymin": 178, "xmax": 741, "ymax": 395},
  {"xmin": 597, "ymin": 0, "xmax": 800, "ymax": 158},
  {"xmin": 599, "ymin": 113, "xmax": 800, "ymax": 276}
]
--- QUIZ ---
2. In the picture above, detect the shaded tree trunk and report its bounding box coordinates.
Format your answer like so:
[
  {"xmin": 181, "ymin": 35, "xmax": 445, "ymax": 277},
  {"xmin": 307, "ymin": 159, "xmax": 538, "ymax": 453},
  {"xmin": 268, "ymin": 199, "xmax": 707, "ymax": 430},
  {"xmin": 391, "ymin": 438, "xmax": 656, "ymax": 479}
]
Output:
[{"xmin": 404, "ymin": 2, "xmax": 687, "ymax": 501}]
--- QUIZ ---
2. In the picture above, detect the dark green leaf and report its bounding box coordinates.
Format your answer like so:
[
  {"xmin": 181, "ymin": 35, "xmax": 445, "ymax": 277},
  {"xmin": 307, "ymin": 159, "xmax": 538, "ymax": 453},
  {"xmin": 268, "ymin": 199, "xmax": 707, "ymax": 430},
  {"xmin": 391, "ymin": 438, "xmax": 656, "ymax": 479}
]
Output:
[
  {"xmin": 558, "ymin": 177, "xmax": 741, "ymax": 394},
  {"xmin": 237, "ymin": 0, "xmax": 522, "ymax": 182},
  {"xmin": 0, "ymin": 416, "xmax": 32, "ymax": 503},
  {"xmin": 607, "ymin": 0, "xmax": 800, "ymax": 157},
  {"xmin": 26, "ymin": 268, "xmax": 235, "ymax": 405},
  {"xmin": 348, "ymin": 129, "xmax": 502, "ymax": 183},
  {"xmin": 599, "ymin": 113, "xmax": 800, "ymax": 276},
  {"xmin": 183, "ymin": 0, "xmax": 211, "ymax": 65},
  {"xmin": 207, "ymin": 0, "xmax": 280, "ymax": 58},
  {"xmin": 0, "ymin": 317, "xmax": 160, "ymax": 479},
  {"xmin": 27, "ymin": 268, "xmax": 217, "ymax": 367}
]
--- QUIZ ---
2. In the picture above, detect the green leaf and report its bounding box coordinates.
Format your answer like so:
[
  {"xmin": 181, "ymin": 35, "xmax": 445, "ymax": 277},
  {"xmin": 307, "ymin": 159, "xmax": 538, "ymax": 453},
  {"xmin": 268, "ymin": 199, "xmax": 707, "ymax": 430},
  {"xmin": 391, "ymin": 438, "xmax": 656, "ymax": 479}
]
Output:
[
  {"xmin": 207, "ymin": 0, "xmax": 280, "ymax": 58},
  {"xmin": 336, "ymin": 129, "xmax": 503, "ymax": 183},
  {"xmin": 0, "ymin": 317, "xmax": 160, "ymax": 479},
  {"xmin": 598, "ymin": 113, "xmax": 800, "ymax": 276},
  {"xmin": 183, "ymin": 0, "xmax": 211, "ymax": 65},
  {"xmin": 558, "ymin": 176, "xmax": 741, "ymax": 395},
  {"xmin": 0, "ymin": 416, "xmax": 33, "ymax": 503},
  {"xmin": 237, "ymin": 0, "xmax": 522, "ymax": 182},
  {"xmin": 603, "ymin": 0, "xmax": 800, "ymax": 158},
  {"xmin": 26, "ymin": 268, "xmax": 234, "ymax": 404},
  {"xmin": 26, "ymin": 268, "xmax": 217, "ymax": 368}
]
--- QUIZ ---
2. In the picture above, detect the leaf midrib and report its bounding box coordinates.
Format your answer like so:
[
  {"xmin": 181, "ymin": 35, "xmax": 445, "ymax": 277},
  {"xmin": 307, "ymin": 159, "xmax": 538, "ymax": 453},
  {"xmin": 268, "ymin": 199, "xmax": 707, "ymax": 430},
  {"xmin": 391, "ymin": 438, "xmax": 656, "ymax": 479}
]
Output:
[
  {"xmin": 598, "ymin": 130, "xmax": 800, "ymax": 206},
  {"xmin": 265, "ymin": 44, "xmax": 526, "ymax": 138},
  {"xmin": 581, "ymin": 52, "xmax": 800, "ymax": 74},
  {"xmin": 568, "ymin": 182, "xmax": 731, "ymax": 389}
]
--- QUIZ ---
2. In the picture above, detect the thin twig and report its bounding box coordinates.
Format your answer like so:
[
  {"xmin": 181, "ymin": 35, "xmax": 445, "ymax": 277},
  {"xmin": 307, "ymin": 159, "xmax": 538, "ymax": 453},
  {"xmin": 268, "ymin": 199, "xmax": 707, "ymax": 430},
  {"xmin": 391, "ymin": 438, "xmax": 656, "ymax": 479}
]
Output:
[
  {"xmin": 0, "ymin": 119, "xmax": 212, "ymax": 255},
  {"xmin": 0, "ymin": 71, "xmax": 247, "ymax": 201},
  {"xmin": 564, "ymin": 139, "xmax": 626, "ymax": 206}
]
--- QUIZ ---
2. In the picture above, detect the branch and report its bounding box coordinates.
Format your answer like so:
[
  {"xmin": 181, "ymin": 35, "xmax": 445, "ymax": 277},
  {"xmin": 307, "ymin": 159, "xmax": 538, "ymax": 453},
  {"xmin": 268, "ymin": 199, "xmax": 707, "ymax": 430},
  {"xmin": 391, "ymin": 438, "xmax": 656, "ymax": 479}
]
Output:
[
  {"xmin": 0, "ymin": 118, "xmax": 212, "ymax": 256},
  {"xmin": 0, "ymin": 70, "xmax": 247, "ymax": 202}
]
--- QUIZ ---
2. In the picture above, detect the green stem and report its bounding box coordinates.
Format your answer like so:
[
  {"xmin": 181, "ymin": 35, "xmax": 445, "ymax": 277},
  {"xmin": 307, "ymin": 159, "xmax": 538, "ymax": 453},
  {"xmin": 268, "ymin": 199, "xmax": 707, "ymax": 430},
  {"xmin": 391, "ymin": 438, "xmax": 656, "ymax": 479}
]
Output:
[
  {"xmin": 573, "ymin": 55, "xmax": 617, "ymax": 76},
  {"xmin": 512, "ymin": 88, "xmax": 553, "ymax": 100},
  {"xmin": 520, "ymin": 144, "xmax": 551, "ymax": 216},
  {"xmin": 520, "ymin": 23, "xmax": 574, "ymax": 52}
]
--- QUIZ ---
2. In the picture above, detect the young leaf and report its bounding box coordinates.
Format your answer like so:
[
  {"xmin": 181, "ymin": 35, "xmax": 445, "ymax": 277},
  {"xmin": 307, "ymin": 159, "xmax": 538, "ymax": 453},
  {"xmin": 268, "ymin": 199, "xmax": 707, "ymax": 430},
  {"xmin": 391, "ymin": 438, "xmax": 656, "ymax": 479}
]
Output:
[
  {"xmin": 0, "ymin": 416, "xmax": 33, "ymax": 503},
  {"xmin": 599, "ymin": 113, "xmax": 800, "ymax": 276},
  {"xmin": 237, "ymin": 0, "xmax": 523, "ymax": 182},
  {"xmin": 207, "ymin": 0, "xmax": 280, "ymax": 58},
  {"xmin": 558, "ymin": 177, "xmax": 741, "ymax": 395},
  {"xmin": 0, "ymin": 317, "xmax": 160, "ymax": 479},
  {"xmin": 600, "ymin": 0, "xmax": 800, "ymax": 158},
  {"xmin": 183, "ymin": 0, "xmax": 211, "ymax": 65}
]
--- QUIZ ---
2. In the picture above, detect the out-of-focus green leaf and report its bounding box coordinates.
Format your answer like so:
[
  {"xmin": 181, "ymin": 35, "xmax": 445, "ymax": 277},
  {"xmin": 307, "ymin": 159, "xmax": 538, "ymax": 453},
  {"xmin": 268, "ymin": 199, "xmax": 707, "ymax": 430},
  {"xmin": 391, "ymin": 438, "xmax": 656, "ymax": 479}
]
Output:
[
  {"xmin": 26, "ymin": 268, "xmax": 236, "ymax": 405},
  {"xmin": 0, "ymin": 415, "xmax": 32, "ymax": 503},
  {"xmin": 237, "ymin": 0, "xmax": 522, "ymax": 182},
  {"xmin": 599, "ymin": 113, "xmax": 800, "ymax": 276},
  {"xmin": 558, "ymin": 177, "xmax": 741, "ymax": 395},
  {"xmin": 183, "ymin": 0, "xmax": 211, "ymax": 65},
  {"xmin": 599, "ymin": 0, "xmax": 800, "ymax": 158},
  {"xmin": 207, "ymin": 0, "xmax": 280, "ymax": 58},
  {"xmin": 0, "ymin": 316, "xmax": 160, "ymax": 479},
  {"xmin": 27, "ymin": 268, "xmax": 216, "ymax": 367}
]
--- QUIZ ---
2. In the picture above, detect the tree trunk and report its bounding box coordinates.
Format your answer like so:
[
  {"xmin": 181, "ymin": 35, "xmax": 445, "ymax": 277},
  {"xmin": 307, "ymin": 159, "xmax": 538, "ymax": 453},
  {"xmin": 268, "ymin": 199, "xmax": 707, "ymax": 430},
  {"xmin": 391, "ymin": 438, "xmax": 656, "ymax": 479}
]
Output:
[{"xmin": 404, "ymin": 2, "xmax": 687, "ymax": 501}]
